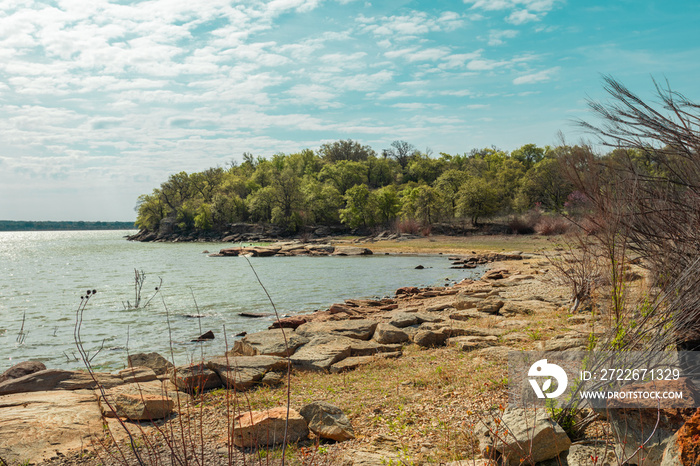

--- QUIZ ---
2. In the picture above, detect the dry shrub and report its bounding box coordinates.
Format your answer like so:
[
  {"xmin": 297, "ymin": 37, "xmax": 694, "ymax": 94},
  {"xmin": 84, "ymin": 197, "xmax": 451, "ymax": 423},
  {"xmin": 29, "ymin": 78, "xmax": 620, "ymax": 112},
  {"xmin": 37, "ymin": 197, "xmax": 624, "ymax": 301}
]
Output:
[
  {"xmin": 535, "ymin": 216, "xmax": 571, "ymax": 236},
  {"xmin": 421, "ymin": 225, "xmax": 432, "ymax": 236},
  {"xmin": 395, "ymin": 218, "xmax": 422, "ymax": 235},
  {"xmin": 508, "ymin": 210, "xmax": 541, "ymax": 234}
]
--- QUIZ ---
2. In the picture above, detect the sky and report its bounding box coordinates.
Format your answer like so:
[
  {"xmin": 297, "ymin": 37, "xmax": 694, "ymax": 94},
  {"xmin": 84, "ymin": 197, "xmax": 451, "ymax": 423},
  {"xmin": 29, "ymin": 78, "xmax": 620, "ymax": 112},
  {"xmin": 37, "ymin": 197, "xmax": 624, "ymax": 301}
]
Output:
[{"xmin": 0, "ymin": 0, "xmax": 699, "ymax": 221}]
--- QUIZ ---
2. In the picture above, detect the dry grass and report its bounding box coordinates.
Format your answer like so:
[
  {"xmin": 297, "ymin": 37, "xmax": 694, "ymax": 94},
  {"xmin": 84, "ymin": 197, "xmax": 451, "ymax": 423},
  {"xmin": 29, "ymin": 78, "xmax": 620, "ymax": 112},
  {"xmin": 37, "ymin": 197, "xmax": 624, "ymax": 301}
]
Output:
[
  {"xmin": 364, "ymin": 234, "xmax": 556, "ymax": 255},
  {"xmin": 203, "ymin": 344, "xmax": 510, "ymax": 463}
]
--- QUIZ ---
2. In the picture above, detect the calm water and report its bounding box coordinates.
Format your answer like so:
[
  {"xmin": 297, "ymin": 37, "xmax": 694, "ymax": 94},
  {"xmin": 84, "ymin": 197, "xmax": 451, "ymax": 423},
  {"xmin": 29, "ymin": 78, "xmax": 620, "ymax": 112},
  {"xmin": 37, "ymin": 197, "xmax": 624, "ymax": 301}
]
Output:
[{"xmin": 0, "ymin": 230, "xmax": 483, "ymax": 372}]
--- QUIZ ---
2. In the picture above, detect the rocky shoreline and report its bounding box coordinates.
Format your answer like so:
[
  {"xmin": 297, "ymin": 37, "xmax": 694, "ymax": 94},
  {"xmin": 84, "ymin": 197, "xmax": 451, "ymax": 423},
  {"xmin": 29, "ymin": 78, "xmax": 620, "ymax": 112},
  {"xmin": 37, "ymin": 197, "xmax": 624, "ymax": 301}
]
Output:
[{"xmin": 1, "ymin": 249, "xmax": 698, "ymax": 465}]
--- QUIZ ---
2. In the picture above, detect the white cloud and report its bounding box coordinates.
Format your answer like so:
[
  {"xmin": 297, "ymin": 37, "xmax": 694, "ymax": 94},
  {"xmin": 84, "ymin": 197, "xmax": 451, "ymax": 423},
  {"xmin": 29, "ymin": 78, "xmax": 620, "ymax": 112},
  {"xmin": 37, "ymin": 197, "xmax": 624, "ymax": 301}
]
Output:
[
  {"xmin": 507, "ymin": 10, "xmax": 539, "ymax": 25},
  {"xmin": 487, "ymin": 29, "xmax": 518, "ymax": 46},
  {"xmin": 513, "ymin": 67, "xmax": 560, "ymax": 85}
]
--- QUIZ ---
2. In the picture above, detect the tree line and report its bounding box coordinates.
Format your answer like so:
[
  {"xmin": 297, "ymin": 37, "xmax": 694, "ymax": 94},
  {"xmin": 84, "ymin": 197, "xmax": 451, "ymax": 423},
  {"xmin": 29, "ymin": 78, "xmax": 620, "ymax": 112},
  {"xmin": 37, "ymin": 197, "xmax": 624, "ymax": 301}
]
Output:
[{"xmin": 134, "ymin": 139, "xmax": 598, "ymax": 235}]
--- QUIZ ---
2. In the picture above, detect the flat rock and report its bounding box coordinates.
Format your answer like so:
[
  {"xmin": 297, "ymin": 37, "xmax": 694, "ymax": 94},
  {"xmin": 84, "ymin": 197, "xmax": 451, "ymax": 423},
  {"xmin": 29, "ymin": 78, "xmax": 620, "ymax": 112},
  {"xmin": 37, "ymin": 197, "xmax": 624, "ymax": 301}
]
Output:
[
  {"xmin": 500, "ymin": 300, "xmax": 557, "ymax": 317},
  {"xmin": 387, "ymin": 312, "xmax": 420, "ymax": 328},
  {"xmin": 0, "ymin": 390, "xmax": 104, "ymax": 463},
  {"xmin": 543, "ymin": 334, "xmax": 588, "ymax": 352},
  {"xmin": 118, "ymin": 366, "xmax": 157, "ymax": 384},
  {"xmin": 0, "ymin": 369, "xmax": 123, "ymax": 395},
  {"xmin": 296, "ymin": 319, "xmax": 378, "ymax": 341},
  {"xmin": 331, "ymin": 246, "xmax": 372, "ymax": 256},
  {"xmin": 330, "ymin": 352, "xmax": 401, "ymax": 373},
  {"xmin": 300, "ymin": 401, "xmax": 355, "ymax": 441},
  {"xmin": 229, "ymin": 329, "xmax": 309, "ymax": 357},
  {"xmin": 206, "ymin": 355, "xmax": 287, "ymax": 391},
  {"xmin": 128, "ymin": 352, "xmax": 174, "ymax": 376},
  {"xmin": 447, "ymin": 335, "xmax": 498, "ymax": 351},
  {"xmin": 290, "ymin": 335, "xmax": 353, "ymax": 372},
  {"xmin": 233, "ymin": 407, "xmax": 309, "ymax": 447}
]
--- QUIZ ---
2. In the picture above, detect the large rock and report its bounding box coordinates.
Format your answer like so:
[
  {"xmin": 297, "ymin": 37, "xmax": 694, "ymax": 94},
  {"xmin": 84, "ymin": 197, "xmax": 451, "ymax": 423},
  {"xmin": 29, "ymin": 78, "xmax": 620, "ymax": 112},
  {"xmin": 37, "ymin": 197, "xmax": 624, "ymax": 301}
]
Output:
[
  {"xmin": 413, "ymin": 329, "xmax": 449, "ymax": 347},
  {"xmin": 232, "ymin": 407, "xmax": 309, "ymax": 447},
  {"xmin": 373, "ymin": 323, "xmax": 409, "ymax": 344},
  {"xmin": 605, "ymin": 378, "xmax": 700, "ymax": 465},
  {"xmin": 0, "ymin": 369, "xmax": 123, "ymax": 395},
  {"xmin": 229, "ymin": 328, "xmax": 309, "ymax": 357},
  {"xmin": 478, "ymin": 408, "xmax": 571, "ymax": 465},
  {"xmin": 296, "ymin": 319, "xmax": 378, "ymax": 340},
  {"xmin": 100, "ymin": 381, "xmax": 175, "ymax": 420},
  {"xmin": 128, "ymin": 352, "xmax": 174, "ymax": 376},
  {"xmin": 331, "ymin": 246, "xmax": 372, "ymax": 256},
  {"xmin": 300, "ymin": 401, "xmax": 355, "ymax": 441},
  {"xmin": 168, "ymin": 363, "xmax": 222, "ymax": 393},
  {"xmin": 290, "ymin": 335, "xmax": 353, "ymax": 372},
  {"xmin": 0, "ymin": 360, "xmax": 46, "ymax": 384},
  {"xmin": 0, "ymin": 390, "xmax": 104, "ymax": 463},
  {"xmin": 206, "ymin": 356, "xmax": 287, "ymax": 391}
]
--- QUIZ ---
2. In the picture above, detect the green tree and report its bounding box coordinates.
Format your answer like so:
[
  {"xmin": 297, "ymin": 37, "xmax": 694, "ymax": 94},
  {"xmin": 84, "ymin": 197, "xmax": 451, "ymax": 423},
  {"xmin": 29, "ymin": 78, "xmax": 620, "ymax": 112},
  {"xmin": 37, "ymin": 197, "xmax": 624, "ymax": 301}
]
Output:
[
  {"xmin": 340, "ymin": 184, "xmax": 378, "ymax": 228},
  {"xmin": 383, "ymin": 140, "xmax": 417, "ymax": 169},
  {"xmin": 319, "ymin": 160, "xmax": 366, "ymax": 194},
  {"xmin": 319, "ymin": 139, "xmax": 376, "ymax": 162},
  {"xmin": 401, "ymin": 185, "xmax": 443, "ymax": 224},
  {"xmin": 511, "ymin": 143, "xmax": 545, "ymax": 170},
  {"xmin": 135, "ymin": 192, "xmax": 167, "ymax": 231},
  {"xmin": 434, "ymin": 169, "xmax": 467, "ymax": 218},
  {"xmin": 374, "ymin": 185, "xmax": 401, "ymax": 224},
  {"xmin": 302, "ymin": 178, "xmax": 343, "ymax": 225},
  {"xmin": 457, "ymin": 178, "xmax": 500, "ymax": 225}
]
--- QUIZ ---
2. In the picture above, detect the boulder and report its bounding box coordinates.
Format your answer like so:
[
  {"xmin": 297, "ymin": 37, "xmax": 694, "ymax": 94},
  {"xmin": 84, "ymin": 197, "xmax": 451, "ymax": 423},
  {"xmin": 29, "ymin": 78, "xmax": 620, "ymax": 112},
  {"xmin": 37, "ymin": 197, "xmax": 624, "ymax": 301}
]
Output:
[
  {"xmin": 605, "ymin": 378, "xmax": 700, "ymax": 465},
  {"xmin": 478, "ymin": 408, "xmax": 571, "ymax": 465},
  {"xmin": 0, "ymin": 360, "xmax": 46, "ymax": 384},
  {"xmin": 477, "ymin": 297, "xmax": 505, "ymax": 314},
  {"xmin": 0, "ymin": 369, "xmax": 123, "ymax": 395},
  {"xmin": 192, "ymin": 330, "xmax": 215, "ymax": 341},
  {"xmin": 100, "ymin": 381, "xmax": 175, "ymax": 420},
  {"xmin": 331, "ymin": 246, "xmax": 372, "ymax": 256},
  {"xmin": 169, "ymin": 363, "xmax": 222, "ymax": 393},
  {"xmin": 118, "ymin": 366, "xmax": 157, "ymax": 384},
  {"xmin": 300, "ymin": 401, "xmax": 355, "ymax": 441},
  {"xmin": 232, "ymin": 407, "xmax": 309, "ymax": 447},
  {"xmin": 396, "ymin": 286, "xmax": 420, "ymax": 295},
  {"xmin": 296, "ymin": 319, "xmax": 378, "ymax": 341},
  {"xmin": 290, "ymin": 336, "xmax": 353, "ymax": 372},
  {"xmin": 206, "ymin": 356, "xmax": 287, "ymax": 391},
  {"xmin": 128, "ymin": 352, "xmax": 174, "ymax": 376},
  {"xmin": 98, "ymin": 380, "xmax": 180, "ymax": 421},
  {"xmin": 269, "ymin": 316, "xmax": 308, "ymax": 329},
  {"xmin": 229, "ymin": 329, "xmax": 309, "ymax": 357},
  {"xmin": 676, "ymin": 408, "xmax": 700, "ymax": 466},
  {"xmin": 413, "ymin": 329, "xmax": 448, "ymax": 348},
  {"xmin": 373, "ymin": 323, "xmax": 409, "ymax": 344},
  {"xmin": 0, "ymin": 390, "xmax": 105, "ymax": 463}
]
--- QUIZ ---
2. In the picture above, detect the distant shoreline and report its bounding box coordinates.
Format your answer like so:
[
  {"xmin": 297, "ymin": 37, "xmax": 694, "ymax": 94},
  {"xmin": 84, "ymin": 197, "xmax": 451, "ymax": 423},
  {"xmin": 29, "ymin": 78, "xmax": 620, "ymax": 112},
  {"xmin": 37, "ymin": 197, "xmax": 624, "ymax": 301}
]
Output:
[{"xmin": 0, "ymin": 220, "xmax": 136, "ymax": 232}]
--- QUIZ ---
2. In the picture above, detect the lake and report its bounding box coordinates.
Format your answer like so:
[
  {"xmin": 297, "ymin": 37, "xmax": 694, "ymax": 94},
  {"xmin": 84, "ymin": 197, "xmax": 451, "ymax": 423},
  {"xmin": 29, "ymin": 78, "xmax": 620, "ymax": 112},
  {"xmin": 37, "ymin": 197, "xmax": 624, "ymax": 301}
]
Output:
[{"xmin": 0, "ymin": 230, "xmax": 483, "ymax": 371}]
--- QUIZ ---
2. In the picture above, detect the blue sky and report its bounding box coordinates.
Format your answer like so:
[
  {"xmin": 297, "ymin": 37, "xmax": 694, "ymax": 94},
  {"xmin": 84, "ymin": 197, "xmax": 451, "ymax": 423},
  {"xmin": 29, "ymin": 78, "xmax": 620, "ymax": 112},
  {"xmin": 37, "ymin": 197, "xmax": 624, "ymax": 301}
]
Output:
[{"xmin": 1, "ymin": 0, "xmax": 699, "ymax": 221}]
